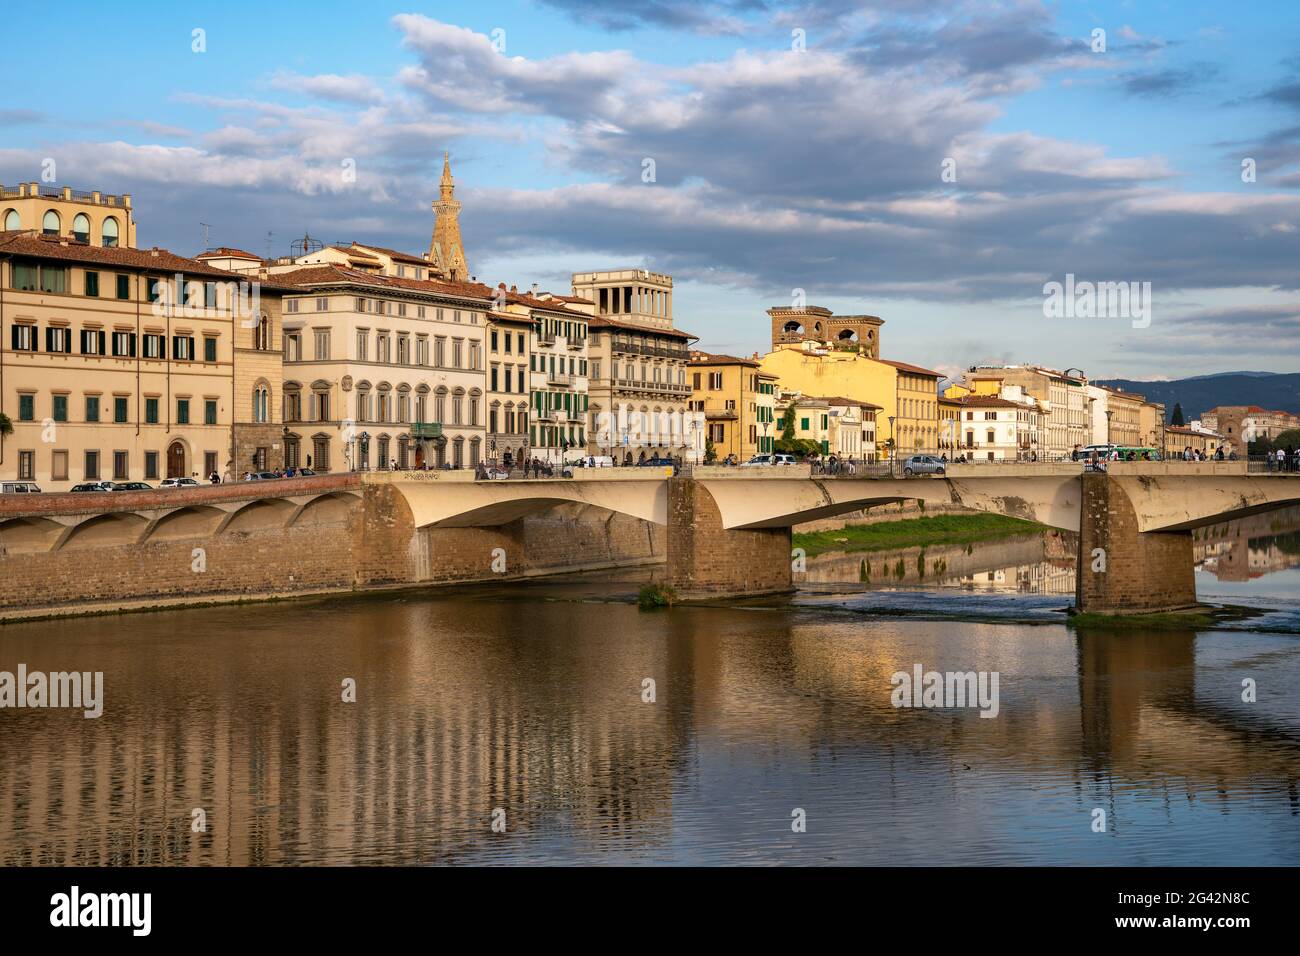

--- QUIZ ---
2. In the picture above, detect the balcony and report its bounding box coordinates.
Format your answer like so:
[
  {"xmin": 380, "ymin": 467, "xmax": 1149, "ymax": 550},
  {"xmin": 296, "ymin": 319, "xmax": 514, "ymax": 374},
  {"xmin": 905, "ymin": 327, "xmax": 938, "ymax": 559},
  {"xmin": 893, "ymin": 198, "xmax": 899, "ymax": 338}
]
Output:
[
  {"xmin": 547, "ymin": 371, "xmax": 574, "ymax": 386},
  {"xmin": 536, "ymin": 331, "xmax": 556, "ymax": 346},
  {"xmin": 410, "ymin": 421, "xmax": 443, "ymax": 439},
  {"xmin": 567, "ymin": 337, "xmax": 586, "ymax": 350}
]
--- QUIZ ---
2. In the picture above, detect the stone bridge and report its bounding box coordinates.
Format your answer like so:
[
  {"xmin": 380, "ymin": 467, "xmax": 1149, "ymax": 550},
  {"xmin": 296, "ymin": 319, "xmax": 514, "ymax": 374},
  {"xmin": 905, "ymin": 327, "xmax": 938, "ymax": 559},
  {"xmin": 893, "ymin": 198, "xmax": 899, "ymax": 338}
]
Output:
[{"xmin": 5, "ymin": 463, "xmax": 1300, "ymax": 616}]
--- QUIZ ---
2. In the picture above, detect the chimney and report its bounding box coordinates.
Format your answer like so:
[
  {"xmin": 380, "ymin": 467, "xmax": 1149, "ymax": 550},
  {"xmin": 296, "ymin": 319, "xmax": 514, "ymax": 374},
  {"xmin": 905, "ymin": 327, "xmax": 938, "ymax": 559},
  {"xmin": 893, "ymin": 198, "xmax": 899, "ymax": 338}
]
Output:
[{"xmin": 531, "ymin": 283, "xmax": 539, "ymax": 295}]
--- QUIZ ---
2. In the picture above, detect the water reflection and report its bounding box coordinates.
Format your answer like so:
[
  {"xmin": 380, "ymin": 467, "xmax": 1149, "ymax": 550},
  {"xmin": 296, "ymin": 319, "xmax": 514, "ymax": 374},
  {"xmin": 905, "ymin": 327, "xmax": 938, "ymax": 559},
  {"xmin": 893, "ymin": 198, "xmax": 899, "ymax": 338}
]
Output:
[{"xmin": 1, "ymin": 579, "xmax": 1297, "ymax": 865}]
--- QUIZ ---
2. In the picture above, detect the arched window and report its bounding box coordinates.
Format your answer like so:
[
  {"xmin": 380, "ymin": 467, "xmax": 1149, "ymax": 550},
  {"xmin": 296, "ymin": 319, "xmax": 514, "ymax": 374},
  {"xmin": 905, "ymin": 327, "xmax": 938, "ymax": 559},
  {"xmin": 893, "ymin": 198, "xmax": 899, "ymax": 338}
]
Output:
[
  {"xmin": 42, "ymin": 210, "xmax": 60, "ymax": 236},
  {"xmin": 72, "ymin": 214, "xmax": 90, "ymax": 243},
  {"xmin": 102, "ymin": 217, "xmax": 119, "ymax": 247},
  {"xmin": 256, "ymin": 314, "xmax": 270, "ymax": 350},
  {"xmin": 2, "ymin": 209, "xmax": 19, "ymax": 231},
  {"xmin": 253, "ymin": 383, "xmax": 270, "ymax": 423}
]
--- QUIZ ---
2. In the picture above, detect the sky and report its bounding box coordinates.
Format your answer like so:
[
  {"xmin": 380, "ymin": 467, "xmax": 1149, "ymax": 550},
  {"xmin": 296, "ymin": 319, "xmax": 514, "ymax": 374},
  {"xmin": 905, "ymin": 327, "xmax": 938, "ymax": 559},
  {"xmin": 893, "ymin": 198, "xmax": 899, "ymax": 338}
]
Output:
[{"xmin": 4, "ymin": 0, "xmax": 1300, "ymax": 380}]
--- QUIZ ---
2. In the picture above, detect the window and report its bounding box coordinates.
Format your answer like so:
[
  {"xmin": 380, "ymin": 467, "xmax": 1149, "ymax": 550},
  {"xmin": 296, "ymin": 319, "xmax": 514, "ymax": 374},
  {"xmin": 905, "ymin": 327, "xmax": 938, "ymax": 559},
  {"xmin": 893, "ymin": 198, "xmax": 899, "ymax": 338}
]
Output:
[
  {"xmin": 315, "ymin": 297, "xmax": 329, "ymax": 311},
  {"xmin": 38, "ymin": 265, "xmax": 68, "ymax": 293},
  {"xmin": 146, "ymin": 278, "xmax": 162, "ymax": 303},
  {"xmin": 253, "ymin": 385, "xmax": 269, "ymax": 423},
  {"xmin": 205, "ymin": 399, "xmax": 218, "ymax": 425},
  {"xmin": 42, "ymin": 210, "xmax": 60, "ymax": 235},
  {"xmin": 113, "ymin": 451, "xmax": 129, "ymax": 481},
  {"xmin": 356, "ymin": 330, "xmax": 368, "ymax": 361},
  {"xmin": 114, "ymin": 397, "xmax": 128, "ymax": 423},
  {"xmin": 434, "ymin": 337, "xmax": 446, "ymax": 366},
  {"xmin": 314, "ymin": 329, "xmax": 330, "ymax": 360},
  {"xmin": 287, "ymin": 299, "xmax": 300, "ymax": 313},
  {"xmin": 18, "ymin": 394, "xmax": 34, "ymax": 421},
  {"xmin": 143, "ymin": 333, "xmax": 164, "ymax": 359},
  {"xmin": 102, "ymin": 217, "xmax": 119, "ymax": 247},
  {"xmin": 84, "ymin": 450, "xmax": 100, "ymax": 480},
  {"xmin": 52, "ymin": 450, "xmax": 68, "ymax": 481},
  {"xmin": 72, "ymin": 214, "xmax": 90, "ymax": 243},
  {"xmin": 11, "ymin": 324, "xmax": 35, "ymax": 352},
  {"xmin": 284, "ymin": 332, "xmax": 301, "ymax": 362},
  {"xmin": 52, "ymin": 395, "xmax": 68, "ymax": 422},
  {"xmin": 144, "ymin": 451, "xmax": 159, "ymax": 480},
  {"xmin": 709, "ymin": 372, "xmax": 723, "ymax": 390},
  {"xmin": 2, "ymin": 209, "xmax": 18, "ymax": 230},
  {"xmin": 116, "ymin": 274, "xmax": 130, "ymax": 299},
  {"xmin": 112, "ymin": 331, "xmax": 135, "ymax": 357},
  {"xmin": 85, "ymin": 271, "xmax": 100, "ymax": 297},
  {"xmin": 85, "ymin": 396, "xmax": 101, "ymax": 422},
  {"xmin": 81, "ymin": 329, "xmax": 106, "ymax": 355},
  {"xmin": 172, "ymin": 335, "xmax": 194, "ymax": 360},
  {"xmin": 256, "ymin": 315, "xmax": 270, "ymax": 350},
  {"xmin": 204, "ymin": 336, "xmax": 218, "ymax": 362},
  {"xmin": 145, "ymin": 397, "xmax": 159, "ymax": 424},
  {"xmin": 205, "ymin": 452, "xmax": 218, "ymax": 477},
  {"xmin": 177, "ymin": 399, "xmax": 190, "ymax": 425}
]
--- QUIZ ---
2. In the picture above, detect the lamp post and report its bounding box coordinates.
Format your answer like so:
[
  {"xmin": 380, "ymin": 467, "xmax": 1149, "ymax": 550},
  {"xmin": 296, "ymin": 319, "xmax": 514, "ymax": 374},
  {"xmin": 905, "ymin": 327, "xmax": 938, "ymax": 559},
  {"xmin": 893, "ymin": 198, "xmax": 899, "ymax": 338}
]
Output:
[
  {"xmin": 359, "ymin": 431, "xmax": 370, "ymax": 471},
  {"xmin": 887, "ymin": 415, "xmax": 896, "ymax": 476}
]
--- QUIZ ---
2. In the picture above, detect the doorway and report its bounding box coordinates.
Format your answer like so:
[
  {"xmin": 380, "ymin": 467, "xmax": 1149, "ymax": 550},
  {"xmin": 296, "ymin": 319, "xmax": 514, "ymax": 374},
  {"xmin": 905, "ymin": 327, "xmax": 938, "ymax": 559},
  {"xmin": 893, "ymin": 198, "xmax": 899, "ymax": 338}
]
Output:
[{"xmin": 167, "ymin": 441, "xmax": 186, "ymax": 478}]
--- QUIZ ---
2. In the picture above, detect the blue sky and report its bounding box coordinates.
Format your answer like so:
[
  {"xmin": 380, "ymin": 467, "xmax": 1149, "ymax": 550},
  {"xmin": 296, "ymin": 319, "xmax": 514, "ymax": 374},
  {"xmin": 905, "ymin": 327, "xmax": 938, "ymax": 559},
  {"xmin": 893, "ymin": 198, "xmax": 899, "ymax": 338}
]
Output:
[{"xmin": 5, "ymin": 0, "xmax": 1300, "ymax": 379}]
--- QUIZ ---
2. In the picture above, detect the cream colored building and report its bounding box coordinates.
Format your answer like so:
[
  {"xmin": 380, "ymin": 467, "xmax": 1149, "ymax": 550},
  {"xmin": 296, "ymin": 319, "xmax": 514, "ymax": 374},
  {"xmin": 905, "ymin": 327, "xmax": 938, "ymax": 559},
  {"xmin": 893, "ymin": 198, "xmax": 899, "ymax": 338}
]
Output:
[
  {"xmin": 1, "ymin": 220, "xmax": 284, "ymax": 489},
  {"xmin": 956, "ymin": 394, "xmax": 1046, "ymax": 461},
  {"xmin": 266, "ymin": 266, "xmax": 491, "ymax": 471},
  {"xmin": 562, "ymin": 269, "xmax": 694, "ymax": 460},
  {"xmin": 689, "ymin": 352, "xmax": 772, "ymax": 463},
  {"xmin": 972, "ymin": 365, "xmax": 1087, "ymax": 458},
  {"xmin": 484, "ymin": 294, "xmax": 532, "ymax": 468}
]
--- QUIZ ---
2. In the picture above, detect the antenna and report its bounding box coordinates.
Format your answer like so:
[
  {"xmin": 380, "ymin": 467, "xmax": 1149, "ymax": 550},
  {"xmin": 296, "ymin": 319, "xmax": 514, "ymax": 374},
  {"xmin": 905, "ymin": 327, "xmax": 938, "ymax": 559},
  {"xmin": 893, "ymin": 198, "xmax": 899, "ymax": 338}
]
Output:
[
  {"xmin": 265, "ymin": 230, "xmax": 274, "ymax": 260},
  {"xmin": 200, "ymin": 222, "xmax": 211, "ymax": 251},
  {"xmin": 291, "ymin": 230, "xmax": 324, "ymax": 258}
]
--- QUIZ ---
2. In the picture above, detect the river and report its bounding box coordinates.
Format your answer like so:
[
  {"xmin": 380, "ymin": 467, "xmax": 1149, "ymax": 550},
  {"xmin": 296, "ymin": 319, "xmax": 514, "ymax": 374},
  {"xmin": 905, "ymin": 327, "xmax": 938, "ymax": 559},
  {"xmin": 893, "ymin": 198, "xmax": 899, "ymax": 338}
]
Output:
[{"xmin": 1, "ymin": 509, "xmax": 1298, "ymax": 866}]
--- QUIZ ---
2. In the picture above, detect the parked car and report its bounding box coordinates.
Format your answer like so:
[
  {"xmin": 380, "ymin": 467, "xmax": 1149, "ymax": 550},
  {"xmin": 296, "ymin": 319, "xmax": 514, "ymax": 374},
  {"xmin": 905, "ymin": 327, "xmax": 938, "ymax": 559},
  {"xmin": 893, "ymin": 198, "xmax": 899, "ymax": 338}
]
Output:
[
  {"xmin": 638, "ymin": 456, "xmax": 676, "ymax": 468},
  {"xmin": 158, "ymin": 477, "xmax": 200, "ymax": 489},
  {"xmin": 741, "ymin": 454, "xmax": 798, "ymax": 467},
  {"xmin": 255, "ymin": 471, "xmax": 280, "ymax": 480},
  {"xmin": 70, "ymin": 481, "xmax": 115, "ymax": 492},
  {"xmin": 296, "ymin": 467, "xmax": 317, "ymax": 476},
  {"xmin": 112, "ymin": 481, "xmax": 153, "ymax": 491},
  {"xmin": 902, "ymin": 455, "xmax": 946, "ymax": 477},
  {"xmin": 570, "ymin": 456, "xmax": 615, "ymax": 469},
  {"xmin": 0, "ymin": 481, "xmax": 42, "ymax": 494}
]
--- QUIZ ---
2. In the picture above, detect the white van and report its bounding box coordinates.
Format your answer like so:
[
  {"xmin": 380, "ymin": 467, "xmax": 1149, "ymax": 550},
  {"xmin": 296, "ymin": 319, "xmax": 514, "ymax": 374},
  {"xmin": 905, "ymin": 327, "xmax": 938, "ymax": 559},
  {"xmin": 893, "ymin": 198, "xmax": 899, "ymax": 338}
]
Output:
[
  {"xmin": 0, "ymin": 481, "xmax": 41, "ymax": 494},
  {"xmin": 571, "ymin": 456, "xmax": 615, "ymax": 469}
]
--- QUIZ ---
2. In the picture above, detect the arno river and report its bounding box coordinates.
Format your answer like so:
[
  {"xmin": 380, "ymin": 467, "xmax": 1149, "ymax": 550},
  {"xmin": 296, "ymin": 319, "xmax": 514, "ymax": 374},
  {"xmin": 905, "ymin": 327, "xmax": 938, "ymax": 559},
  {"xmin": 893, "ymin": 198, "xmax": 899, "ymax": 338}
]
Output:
[{"xmin": 2, "ymin": 510, "xmax": 1298, "ymax": 866}]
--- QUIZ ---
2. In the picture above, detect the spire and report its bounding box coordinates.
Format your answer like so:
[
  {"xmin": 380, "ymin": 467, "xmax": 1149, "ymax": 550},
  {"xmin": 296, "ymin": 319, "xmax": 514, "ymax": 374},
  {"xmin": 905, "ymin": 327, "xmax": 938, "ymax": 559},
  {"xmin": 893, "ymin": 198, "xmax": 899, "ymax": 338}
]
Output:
[{"xmin": 428, "ymin": 152, "xmax": 468, "ymax": 281}]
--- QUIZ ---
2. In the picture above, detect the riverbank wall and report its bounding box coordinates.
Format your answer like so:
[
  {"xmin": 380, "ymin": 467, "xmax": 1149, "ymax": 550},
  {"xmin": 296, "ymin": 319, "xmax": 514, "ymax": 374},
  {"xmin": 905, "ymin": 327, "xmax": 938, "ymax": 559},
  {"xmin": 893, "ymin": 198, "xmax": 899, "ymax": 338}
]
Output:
[{"xmin": 0, "ymin": 476, "xmax": 664, "ymax": 620}]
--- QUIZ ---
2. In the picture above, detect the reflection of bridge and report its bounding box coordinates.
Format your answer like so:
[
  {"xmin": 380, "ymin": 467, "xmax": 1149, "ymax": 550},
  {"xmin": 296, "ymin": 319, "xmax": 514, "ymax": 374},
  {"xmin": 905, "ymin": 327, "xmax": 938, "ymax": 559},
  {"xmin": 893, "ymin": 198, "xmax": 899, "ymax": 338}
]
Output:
[{"xmin": 4, "ymin": 464, "xmax": 1299, "ymax": 615}]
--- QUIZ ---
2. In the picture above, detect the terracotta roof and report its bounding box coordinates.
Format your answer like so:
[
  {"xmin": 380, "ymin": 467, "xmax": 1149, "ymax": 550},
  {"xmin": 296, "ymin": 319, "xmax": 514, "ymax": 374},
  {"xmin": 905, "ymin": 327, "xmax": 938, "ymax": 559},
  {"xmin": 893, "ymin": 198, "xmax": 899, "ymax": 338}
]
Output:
[
  {"xmin": 490, "ymin": 284, "xmax": 595, "ymax": 318},
  {"xmin": 0, "ymin": 231, "xmax": 243, "ymax": 279},
  {"xmin": 1166, "ymin": 426, "xmax": 1223, "ymax": 437},
  {"xmin": 880, "ymin": 358, "xmax": 941, "ymax": 377},
  {"xmin": 348, "ymin": 242, "xmax": 430, "ymax": 266},
  {"xmin": 275, "ymin": 264, "xmax": 495, "ymax": 301},
  {"xmin": 588, "ymin": 314, "xmax": 696, "ymax": 341},
  {"xmin": 690, "ymin": 351, "xmax": 759, "ymax": 367},
  {"xmin": 815, "ymin": 395, "xmax": 884, "ymax": 410},
  {"xmin": 196, "ymin": 247, "xmax": 263, "ymax": 261}
]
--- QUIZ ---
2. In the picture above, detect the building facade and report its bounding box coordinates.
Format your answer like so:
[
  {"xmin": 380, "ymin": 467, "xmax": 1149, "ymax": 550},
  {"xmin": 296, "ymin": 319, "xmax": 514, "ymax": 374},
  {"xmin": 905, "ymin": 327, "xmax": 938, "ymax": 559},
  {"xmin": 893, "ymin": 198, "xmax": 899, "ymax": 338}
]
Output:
[
  {"xmin": 956, "ymin": 394, "xmax": 1046, "ymax": 461},
  {"xmin": 972, "ymin": 365, "xmax": 1087, "ymax": 459},
  {"xmin": 1, "ymin": 225, "xmax": 283, "ymax": 489},
  {"xmin": 689, "ymin": 352, "xmax": 773, "ymax": 463},
  {"xmin": 485, "ymin": 296, "xmax": 532, "ymax": 468}
]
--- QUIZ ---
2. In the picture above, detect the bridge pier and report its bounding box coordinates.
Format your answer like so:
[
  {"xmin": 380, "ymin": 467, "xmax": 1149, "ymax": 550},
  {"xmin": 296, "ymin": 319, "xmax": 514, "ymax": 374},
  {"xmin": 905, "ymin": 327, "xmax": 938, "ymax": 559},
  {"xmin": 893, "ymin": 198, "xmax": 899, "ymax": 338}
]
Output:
[
  {"xmin": 667, "ymin": 477, "xmax": 793, "ymax": 599},
  {"xmin": 1076, "ymin": 472, "xmax": 1197, "ymax": 614}
]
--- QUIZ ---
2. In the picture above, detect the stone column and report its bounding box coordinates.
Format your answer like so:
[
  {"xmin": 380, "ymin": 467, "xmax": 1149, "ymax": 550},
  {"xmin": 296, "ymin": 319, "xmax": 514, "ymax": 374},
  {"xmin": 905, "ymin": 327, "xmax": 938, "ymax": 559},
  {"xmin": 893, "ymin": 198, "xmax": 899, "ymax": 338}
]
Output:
[
  {"xmin": 667, "ymin": 477, "xmax": 793, "ymax": 598},
  {"xmin": 1076, "ymin": 472, "xmax": 1196, "ymax": 613}
]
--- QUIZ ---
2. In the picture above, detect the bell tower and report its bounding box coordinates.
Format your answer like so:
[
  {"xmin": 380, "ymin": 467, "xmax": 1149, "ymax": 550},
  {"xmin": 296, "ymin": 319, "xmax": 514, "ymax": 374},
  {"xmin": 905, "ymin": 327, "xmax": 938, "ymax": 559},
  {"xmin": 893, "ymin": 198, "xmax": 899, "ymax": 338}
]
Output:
[{"xmin": 428, "ymin": 152, "xmax": 469, "ymax": 281}]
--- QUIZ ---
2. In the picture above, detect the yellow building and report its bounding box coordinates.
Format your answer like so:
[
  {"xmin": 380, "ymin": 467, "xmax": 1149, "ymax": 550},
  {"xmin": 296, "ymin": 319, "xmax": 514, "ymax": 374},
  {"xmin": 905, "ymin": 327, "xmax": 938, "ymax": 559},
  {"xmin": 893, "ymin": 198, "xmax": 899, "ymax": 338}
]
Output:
[
  {"xmin": 688, "ymin": 352, "xmax": 772, "ymax": 463},
  {"xmin": 1, "ymin": 223, "xmax": 284, "ymax": 488},
  {"xmin": 757, "ymin": 305, "xmax": 939, "ymax": 458},
  {"xmin": 2, "ymin": 182, "xmax": 137, "ymax": 249}
]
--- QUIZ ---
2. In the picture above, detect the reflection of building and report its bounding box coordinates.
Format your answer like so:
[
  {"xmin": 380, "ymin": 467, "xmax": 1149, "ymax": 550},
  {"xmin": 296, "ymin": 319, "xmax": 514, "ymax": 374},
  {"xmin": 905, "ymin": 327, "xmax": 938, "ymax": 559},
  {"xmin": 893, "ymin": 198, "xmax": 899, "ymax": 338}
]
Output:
[
  {"xmin": 1195, "ymin": 505, "xmax": 1300, "ymax": 581},
  {"xmin": 1, "ymin": 187, "xmax": 285, "ymax": 488}
]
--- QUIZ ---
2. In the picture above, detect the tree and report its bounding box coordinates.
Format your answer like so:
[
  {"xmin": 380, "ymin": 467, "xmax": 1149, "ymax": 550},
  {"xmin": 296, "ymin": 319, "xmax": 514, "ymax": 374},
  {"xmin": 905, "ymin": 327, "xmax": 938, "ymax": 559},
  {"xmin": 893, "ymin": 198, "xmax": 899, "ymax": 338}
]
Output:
[
  {"xmin": 704, "ymin": 437, "xmax": 717, "ymax": 464},
  {"xmin": 0, "ymin": 412, "xmax": 11, "ymax": 438},
  {"xmin": 1273, "ymin": 428, "xmax": 1300, "ymax": 450},
  {"xmin": 1170, "ymin": 403, "xmax": 1185, "ymax": 427},
  {"xmin": 780, "ymin": 402, "xmax": 797, "ymax": 444}
]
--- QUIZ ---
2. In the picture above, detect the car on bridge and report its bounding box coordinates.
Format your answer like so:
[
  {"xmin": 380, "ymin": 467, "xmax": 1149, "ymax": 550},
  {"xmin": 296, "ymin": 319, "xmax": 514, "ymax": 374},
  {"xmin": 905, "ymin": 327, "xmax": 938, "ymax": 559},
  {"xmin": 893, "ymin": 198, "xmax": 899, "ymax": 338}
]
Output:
[
  {"xmin": 0, "ymin": 481, "xmax": 42, "ymax": 494},
  {"xmin": 159, "ymin": 477, "xmax": 201, "ymax": 489},
  {"xmin": 741, "ymin": 454, "xmax": 798, "ymax": 467},
  {"xmin": 902, "ymin": 455, "xmax": 946, "ymax": 477},
  {"xmin": 111, "ymin": 481, "xmax": 154, "ymax": 491},
  {"xmin": 70, "ymin": 481, "xmax": 115, "ymax": 492}
]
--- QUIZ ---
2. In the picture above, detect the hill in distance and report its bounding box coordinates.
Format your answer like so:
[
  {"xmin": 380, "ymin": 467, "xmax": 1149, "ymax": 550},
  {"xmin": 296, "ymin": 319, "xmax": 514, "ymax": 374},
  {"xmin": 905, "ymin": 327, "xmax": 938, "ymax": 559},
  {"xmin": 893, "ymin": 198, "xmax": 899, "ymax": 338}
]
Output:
[{"xmin": 1094, "ymin": 371, "xmax": 1300, "ymax": 420}]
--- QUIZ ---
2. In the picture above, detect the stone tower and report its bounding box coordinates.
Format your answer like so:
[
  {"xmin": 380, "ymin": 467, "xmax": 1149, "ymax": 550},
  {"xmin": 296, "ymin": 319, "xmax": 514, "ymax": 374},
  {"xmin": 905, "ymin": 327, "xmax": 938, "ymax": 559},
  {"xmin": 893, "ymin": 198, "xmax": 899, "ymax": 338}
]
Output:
[
  {"xmin": 767, "ymin": 305, "xmax": 883, "ymax": 358},
  {"xmin": 428, "ymin": 152, "xmax": 469, "ymax": 281}
]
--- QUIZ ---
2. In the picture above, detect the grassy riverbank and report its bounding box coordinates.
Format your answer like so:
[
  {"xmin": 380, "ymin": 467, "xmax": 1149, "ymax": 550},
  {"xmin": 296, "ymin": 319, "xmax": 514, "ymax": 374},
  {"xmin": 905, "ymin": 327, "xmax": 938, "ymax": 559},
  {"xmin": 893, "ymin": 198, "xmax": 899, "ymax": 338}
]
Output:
[{"xmin": 793, "ymin": 513, "xmax": 1046, "ymax": 558}]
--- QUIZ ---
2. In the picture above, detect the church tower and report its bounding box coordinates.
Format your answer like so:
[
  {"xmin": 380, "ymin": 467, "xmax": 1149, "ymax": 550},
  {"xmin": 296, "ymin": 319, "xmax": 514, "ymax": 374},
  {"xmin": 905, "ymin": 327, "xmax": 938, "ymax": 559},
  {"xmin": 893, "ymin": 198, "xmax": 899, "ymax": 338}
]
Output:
[{"xmin": 428, "ymin": 152, "xmax": 469, "ymax": 282}]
